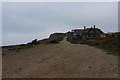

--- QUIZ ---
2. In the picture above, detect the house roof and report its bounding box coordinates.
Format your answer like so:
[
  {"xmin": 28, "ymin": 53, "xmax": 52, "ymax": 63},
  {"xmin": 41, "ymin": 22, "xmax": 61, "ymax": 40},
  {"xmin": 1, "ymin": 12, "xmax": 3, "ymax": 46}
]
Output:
[{"xmin": 72, "ymin": 27, "xmax": 103, "ymax": 34}]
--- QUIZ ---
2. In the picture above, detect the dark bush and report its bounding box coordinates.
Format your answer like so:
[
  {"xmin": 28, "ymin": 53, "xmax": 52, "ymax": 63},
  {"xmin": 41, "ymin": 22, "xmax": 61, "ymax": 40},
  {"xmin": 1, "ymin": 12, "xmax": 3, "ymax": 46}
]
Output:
[
  {"xmin": 50, "ymin": 40, "xmax": 59, "ymax": 43},
  {"xmin": 49, "ymin": 33, "xmax": 65, "ymax": 41},
  {"xmin": 32, "ymin": 39, "xmax": 38, "ymax": 44}
]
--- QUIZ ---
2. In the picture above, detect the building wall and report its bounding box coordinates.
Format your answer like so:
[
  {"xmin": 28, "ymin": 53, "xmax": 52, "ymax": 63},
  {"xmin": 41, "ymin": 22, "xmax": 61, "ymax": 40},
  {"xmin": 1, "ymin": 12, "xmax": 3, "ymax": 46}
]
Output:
[{"xmin": 91, "ymin": 34, "xmax": 112, "ymax": 40}]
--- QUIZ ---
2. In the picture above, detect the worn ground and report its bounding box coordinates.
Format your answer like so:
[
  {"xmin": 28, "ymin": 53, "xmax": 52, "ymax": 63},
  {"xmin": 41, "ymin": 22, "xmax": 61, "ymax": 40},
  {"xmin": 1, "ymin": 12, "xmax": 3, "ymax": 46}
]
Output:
[{"xmin": 2, "ymin": 37, "xmax": 118, "ymax": 78}]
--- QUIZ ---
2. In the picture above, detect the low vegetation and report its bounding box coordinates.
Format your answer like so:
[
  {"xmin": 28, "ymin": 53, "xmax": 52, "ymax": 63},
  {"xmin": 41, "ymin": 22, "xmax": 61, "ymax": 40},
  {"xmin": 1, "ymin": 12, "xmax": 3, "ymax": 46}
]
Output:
[
  {"xmin": 2, "ymin": 33, "xmax": 65, "ymax": 51},
  {"xmin": 3, "ymin": 44, "xmax": 35, "ymax": 52},
  {"xmin": 38, "ymin": 38, "xmax": 50, "ymax": 44},
  {"xmin": 66, "ymin": 32, "xmax": 120, "ymax": 56},
  {"xmin": 49, "ymin": 40, "xmax": 59, "ymax": 43},
  {"xmin": 38, "ymin": 33, "xmax": 65, "ymax": 44},
  {"xmin": 85, "ymin": 39, "xmax": 119, "ymax": 56},
  {"xmin": 67, "ymin": 32, "xmax": 85, "ymax": 44},
  {"xmin": 2, "ymin": 31, "xmax": 119, "ymax": 56},
  {"xmin": 49, "ymin": 33, "xmax": 65, "ymax": 41}
]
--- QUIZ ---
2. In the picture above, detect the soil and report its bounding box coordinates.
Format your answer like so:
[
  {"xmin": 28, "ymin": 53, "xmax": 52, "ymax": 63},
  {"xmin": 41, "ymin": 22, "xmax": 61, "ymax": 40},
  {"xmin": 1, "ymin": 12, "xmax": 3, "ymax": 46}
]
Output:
[{"xmin": 2, "ymin": 37, "xmax": 118, "ymax": 78}]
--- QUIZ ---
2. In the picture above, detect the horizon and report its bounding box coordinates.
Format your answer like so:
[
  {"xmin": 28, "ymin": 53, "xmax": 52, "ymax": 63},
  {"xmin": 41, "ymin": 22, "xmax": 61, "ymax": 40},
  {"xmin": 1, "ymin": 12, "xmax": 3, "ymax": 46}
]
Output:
[
  {"xmin": 2, "ymin": 26, "xmax": 119, "ymax": 46},
  {"xmin": 2, "ymin": 2, "xmax": 118, "ymax": 46}
]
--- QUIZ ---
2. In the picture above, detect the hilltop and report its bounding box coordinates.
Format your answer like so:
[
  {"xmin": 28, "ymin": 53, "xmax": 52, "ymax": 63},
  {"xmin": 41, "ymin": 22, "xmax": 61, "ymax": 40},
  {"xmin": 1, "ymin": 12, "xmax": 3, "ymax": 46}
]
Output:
[
  {"xmin": 2, "ymin": 35, "xmax": 118, "ymax": 78},
  {"xmin": 2, "ymin": 26, "xmax": 120, "ymax": 78},
  {"xmin": 2, "ymin": 30, "xmax": 120, "ymax": 56}
]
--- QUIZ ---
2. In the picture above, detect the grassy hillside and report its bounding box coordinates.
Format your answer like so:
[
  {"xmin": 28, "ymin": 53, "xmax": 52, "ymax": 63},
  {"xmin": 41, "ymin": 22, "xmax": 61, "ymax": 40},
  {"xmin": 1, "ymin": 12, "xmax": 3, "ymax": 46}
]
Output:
[
  {"xmin": 66, "ymin": 32, "xmax": 120, "ymax": 56},
  {"xmin": 38, "ymin": 33, "xmax": 65, "ymax": 44},
  {"xmin": 2, "ymin": 31, "xmax": 119, "ymax": 56},
  {"xmin": 49, "ymin": 33, "xmax": 65, "ymax": 41},
  {"xmin": 86, "ymin": 38, "xmax": 120, "ymax": 56},
  {"xmin": 66, "ymin": 32, "xmax": 82, "ymax": 44},
  {"xmin": 2, "ymin": 33, "xmax": 65, "ymax": 51}
]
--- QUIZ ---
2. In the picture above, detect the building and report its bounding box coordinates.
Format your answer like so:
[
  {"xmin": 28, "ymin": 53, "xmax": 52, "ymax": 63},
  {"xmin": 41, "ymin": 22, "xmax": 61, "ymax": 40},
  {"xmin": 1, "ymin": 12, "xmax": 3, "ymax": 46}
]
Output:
[{"xmin": 71, "ymin": 25, "xmax": 112, "ymax": 41}]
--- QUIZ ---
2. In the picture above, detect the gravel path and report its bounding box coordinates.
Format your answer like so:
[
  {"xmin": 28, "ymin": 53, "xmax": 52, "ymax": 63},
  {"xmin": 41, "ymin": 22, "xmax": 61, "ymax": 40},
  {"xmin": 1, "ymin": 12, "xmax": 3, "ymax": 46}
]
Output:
[{"xmin": 2, "ymin": 37, "xmax": 118, "ymax": 78}]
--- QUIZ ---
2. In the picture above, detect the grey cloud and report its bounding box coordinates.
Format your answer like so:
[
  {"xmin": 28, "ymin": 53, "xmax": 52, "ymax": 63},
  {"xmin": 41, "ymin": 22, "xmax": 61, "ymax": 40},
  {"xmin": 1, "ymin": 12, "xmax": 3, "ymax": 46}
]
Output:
[{"xmin": 2, "ymin": 2, "xmax": 118, "ymax": 46}]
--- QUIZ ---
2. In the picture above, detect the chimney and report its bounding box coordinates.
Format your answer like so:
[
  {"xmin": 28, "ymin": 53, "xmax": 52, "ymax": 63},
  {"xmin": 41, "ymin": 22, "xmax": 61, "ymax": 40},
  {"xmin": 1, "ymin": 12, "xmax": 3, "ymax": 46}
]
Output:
[
  {"xmin": 93, "ymin": 25, "xmax": 96, "ymax": 28},
  {"xmin": 84, "ymin": 26, "xmax": 86, "ymax": 30}
]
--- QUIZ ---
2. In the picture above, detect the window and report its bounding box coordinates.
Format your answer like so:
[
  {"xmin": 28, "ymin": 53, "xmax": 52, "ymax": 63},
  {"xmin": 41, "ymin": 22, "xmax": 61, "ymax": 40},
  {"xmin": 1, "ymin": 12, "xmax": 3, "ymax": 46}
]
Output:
[
  {"xmin": 87, "ymin": 35, "xmax": 89, "ymax": 37},
  {"xmin": 100, "ymin": 34, "xmax": 106, "ymax": 37},
  {"xmin": 89, "ymin": 31, "xmax": 94, "ymax": 33},
  {"xmin": 90, "ymin": 34, "xmax": 93, "ymax": 37}
]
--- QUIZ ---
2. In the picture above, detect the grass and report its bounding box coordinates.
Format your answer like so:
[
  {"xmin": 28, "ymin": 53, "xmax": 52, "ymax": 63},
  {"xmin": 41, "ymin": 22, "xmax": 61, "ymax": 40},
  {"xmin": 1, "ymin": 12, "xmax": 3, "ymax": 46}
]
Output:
[
  {"xmin": 3, "ymin": 32, "xmax": 120, "ymax": 56},
  {"xmin": 49, "ymin": 33, "xmax": 65, "ymax": 41},
  {"xmin": 66, "ymin": 33, "xmax": 82, "ymax": 44},
  {"xmin": 2, "ymin": 33, "xmax": 66, "ymax": 51},
  {"xmin": 49, "ymin": 40, "xmax": 59, "ymax": 43},
  {"xmin": 66, "ymin": 32, "xmax": 120, "ymax": 56},
  {"xmin": 87, "ymin": 42, "xmax": 119, "ymax": 53},
  {"xmin": 84, "ymin": 38, "xmax": 119, "ymax": 56},
  {"xmin": 38, "ymin": 33, "xmax": 65, "ymax": 44}
]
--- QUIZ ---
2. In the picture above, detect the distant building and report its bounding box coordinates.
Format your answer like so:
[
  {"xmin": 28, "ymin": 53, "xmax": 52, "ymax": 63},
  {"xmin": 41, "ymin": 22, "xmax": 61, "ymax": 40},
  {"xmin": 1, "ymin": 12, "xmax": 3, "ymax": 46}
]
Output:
[{"xmin": 71, "ymin": 25, "xmax": 112, "ymax": 41}]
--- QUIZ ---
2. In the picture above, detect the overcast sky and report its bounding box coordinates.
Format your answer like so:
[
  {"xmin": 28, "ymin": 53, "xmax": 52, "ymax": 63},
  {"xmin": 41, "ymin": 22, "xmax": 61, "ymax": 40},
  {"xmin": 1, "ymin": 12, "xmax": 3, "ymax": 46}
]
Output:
[{"xmin": 2, "ymin": 2, "xmax": 118, "ymax": 46}]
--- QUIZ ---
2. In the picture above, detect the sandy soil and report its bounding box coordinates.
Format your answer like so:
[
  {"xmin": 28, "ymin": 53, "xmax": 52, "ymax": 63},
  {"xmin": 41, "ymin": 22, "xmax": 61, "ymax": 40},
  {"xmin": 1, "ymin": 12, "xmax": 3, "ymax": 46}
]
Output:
[{"xmin": 2, "ymin": 37, "xmax": 118, "ymax": 78}]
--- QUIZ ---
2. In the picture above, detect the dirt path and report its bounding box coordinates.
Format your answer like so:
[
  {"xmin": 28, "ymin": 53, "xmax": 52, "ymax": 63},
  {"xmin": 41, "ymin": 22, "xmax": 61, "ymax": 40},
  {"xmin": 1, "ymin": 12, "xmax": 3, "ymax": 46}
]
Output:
[{"xmin": 2, "ymin": 37, "xmax": 118, "ymax": 78}]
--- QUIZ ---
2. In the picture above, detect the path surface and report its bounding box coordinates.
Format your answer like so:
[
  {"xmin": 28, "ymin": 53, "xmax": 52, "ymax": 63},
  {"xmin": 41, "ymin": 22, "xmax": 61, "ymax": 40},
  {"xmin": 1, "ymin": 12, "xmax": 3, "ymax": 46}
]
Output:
[{"xmin": 2, "ymin": 37, "xmax": 118, "ymax": 78}]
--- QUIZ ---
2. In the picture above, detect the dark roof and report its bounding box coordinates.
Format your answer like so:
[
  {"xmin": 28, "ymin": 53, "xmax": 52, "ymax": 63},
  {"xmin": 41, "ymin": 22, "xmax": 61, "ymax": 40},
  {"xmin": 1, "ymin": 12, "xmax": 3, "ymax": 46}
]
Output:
[{"xmin": 72, "ymin": 27, "xmax": 103, "ymax": 34}]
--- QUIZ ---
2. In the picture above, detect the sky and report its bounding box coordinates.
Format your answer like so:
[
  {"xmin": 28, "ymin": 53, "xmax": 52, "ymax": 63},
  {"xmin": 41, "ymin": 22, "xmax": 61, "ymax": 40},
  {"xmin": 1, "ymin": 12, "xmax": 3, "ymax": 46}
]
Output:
[{"xmin": 2, "ymin": 2, "xmax": 118, "ymax": 46}]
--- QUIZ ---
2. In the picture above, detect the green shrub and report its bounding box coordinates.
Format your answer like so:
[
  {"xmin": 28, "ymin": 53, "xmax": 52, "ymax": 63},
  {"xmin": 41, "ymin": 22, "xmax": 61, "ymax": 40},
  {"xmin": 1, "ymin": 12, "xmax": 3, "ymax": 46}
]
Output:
[
  {"xmin": 50, "ymin": 40, "xmax": 59, "ymax": 43},
  {"xmin": 49, "ymin": 33, "xmax": 65, "ymax": 41}
]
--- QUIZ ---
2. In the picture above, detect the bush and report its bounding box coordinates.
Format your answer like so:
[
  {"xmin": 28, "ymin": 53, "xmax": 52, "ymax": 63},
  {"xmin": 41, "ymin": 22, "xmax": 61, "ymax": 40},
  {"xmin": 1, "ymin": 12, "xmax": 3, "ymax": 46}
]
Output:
[
  {"xmin": 66, "ymin": 33, "xmax": 82, "ymax": 44},
  {"xmin": 50, "ymin": 40, "xmax": 59, "ymax": 43},
  {"xmin": 49, "ymin": 33, "xmax": 65, "ymax": 41}
]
